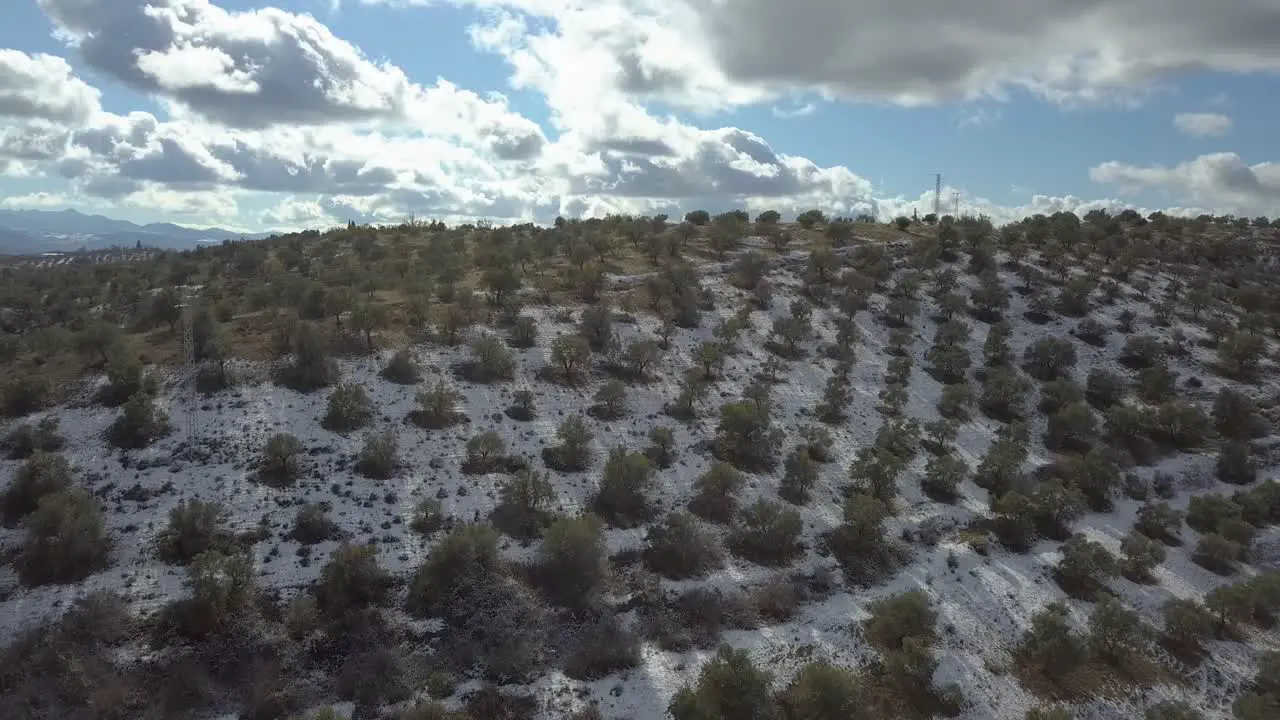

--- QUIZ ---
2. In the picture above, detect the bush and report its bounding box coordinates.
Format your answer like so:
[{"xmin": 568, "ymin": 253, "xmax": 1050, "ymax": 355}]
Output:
[
  {"xmin": 491, "ymin": 468, "xmax": 556, "ymax": 540},
  {"xmin": 1, "ymin": 373, "xmax": 51, "ymax": 417},
  {"xmin": 357, "ymin": 429, "xmax": 399, "ymax": 479},
  {"xmin": 412, "ymin": 381, "xmax": 465, "ymax": 429},
  {"xmin": 1087, "ymin": 595, "xmax": 1145, "ymax": 664},
  {"xmin": 98, "ymin": 353, "xmax": 151, "ymax": 407},
  {"xmin": 669, "ymin": 646, "xmax": 777, "ymax": 720},
  {"xmin": 1135, "ymin": 502, "xmax": 1182, "ymax": 544},
  {"xmin": 543, "ymin": 416, "xmax": 595, "ymax": 472},
  {"xmin": 1085, "ymin": 368, "xmax": 1126, "ymax": 409},
  {"xmin": 2, "ymin": 450, "xmax": 73, "ymax": 522},
  {"xmin": 550, "ymin": 334, "xmax": 592, "ymax": 385},
  {"xmin": 590, "ymin": 379, "xmax": 628, "ymax": 419},
  {"xmin": 3, "ymin": 417, "xmax": 65, "ymax": 460},
  {"xmin": 505, "ymin": 388, "xmax": 537, "ymax": 421},
  {"xmin": 591, "ymin": 447, "xmax": 655, "ymax": 526},
  {"xmin": 1055, "ymin": 533, "xmax": 1116, "ymax": 597},
  {"xmin": 322, "ymin": 382, "xmax": 373, "ymax": 432},
  {"xmin": 730, "ymin": 499, "xmax": 802, "ymax": 566},
  {"xmin": 645, "ymin": 512, "xmax": 724, "ymax": 579},
  {"xmin": 1144, "ymin": 700, "xmax": 1203, "ymax": 720},
  {"xmin": 646, "ymin": 426, "xmax": 677, "ymax": 468},
  {"xmin": 1217, "ymin": 440, "xmax": 1257, "ymax": 485},
  {"xmin": 1019, "ymin": 601, "xmax": 1084, "ymax": 679},
  {"xmin": 509, "ymin": 315, "xmax": 538, "ymax": 348},
  {"xmin": 462, "ymin": 430, "xmax": 506, "ymax": 474},
  {"xmin": 863, "ymin": 590, "xmax": 936, "ymax": 652},
  {"xmin": 17, "ymin": 488, "xmax": 110, "ymax": 586},
  {"xmin": 407, "ymin": 523, "xmax": 502, "ymax": 616},
  {"xmin": 714, "ymin": 399, "xmax": 783, "ymax": 472},
  {"xmin": 564, "ymin": 615, "xmax": 641, "ymax": 681},
  {"xmin": 290, "ymin": 503, "xmax": 340, "ymax": 544},
  {"xmin": 156, "ymin": 499, "xmax": 236, "ymax": 565},
  {"xmin": 779, "ymin": 662, "xmax": 863, "ymax": 719},
  {"xmin": 780, "ymin": 446, "xmax": 819, "ymax": 505},
  {"xmin": 539, "ymin": 514, "xmax": 609, "ymax": 609},
  {"xmin": 1214, "ymin": 388, "xmax": 1264, "ymax": 441},
  {"xmin": 409, "ymin": 499, "xmax": 446, "ymax": 537},
  {"xmin": 1161, "ymin": 598, "xmax": 1213, "ymax": 653},
  {"xmin": 179, "ymin": 550, "xmax": 255, "ymax": 639},
  {"xmin": 1120, "ymin": 531, "xmax": 1165, "ymax": 582},
  {"xmin": 464, "ymin": 334, "xmax": 516, "ymax": 383},
  {"xmin": 1023, "ymin": 337, "xmax": 1077, "ymax": 381},
  {"xmin": 689, "ymin": 461, "xmax": 743, "ymax": 523},
  {"xmin": 381, "ymin": 348, "xmax": 422, "ymax": 384},
  {"xmin": 315, "ymin": 544, "xmax": 390, "ymax": 617},
  {"xmin": 1044, "ymin": 402, "xmax": 1097, "ymax": 452},
  {"xmin": 279, "ymin": 321, "xmax": 339, "ymax": 391},
  {"xmin": 258, "ymin": 433, "xmax": 303, "ymax": 485},
  {"xmin": 922, "ymin": 453, "xmax": 966, "ymax": 502},
  {"xmin": 107, "ymin": 392, "xmax": 169, "ymax": 449}
]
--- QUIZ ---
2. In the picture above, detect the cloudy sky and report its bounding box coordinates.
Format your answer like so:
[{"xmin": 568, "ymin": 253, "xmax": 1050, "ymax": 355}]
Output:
[{"xmin": 1, "ymin": 0, "xmax": 1278, "ymax": 232}]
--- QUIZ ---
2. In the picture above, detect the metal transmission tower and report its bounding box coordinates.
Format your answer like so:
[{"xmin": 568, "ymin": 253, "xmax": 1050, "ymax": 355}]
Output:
[
  {"xmin": 180, "ymin": 287, "xmax": 199, "ymax": 445},
  {"xmin": 933, "ymin": 174, "xmax": 943, "ymax": 217},
  {"xmin": 952, "ymin": 191, "xmax": 961, "ymax": 218}
]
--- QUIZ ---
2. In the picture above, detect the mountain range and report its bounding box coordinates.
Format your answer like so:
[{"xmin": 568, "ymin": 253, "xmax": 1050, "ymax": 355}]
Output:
[{"xmin": 0, "ymin": 209, "xmax": 274, "ymax": 255}]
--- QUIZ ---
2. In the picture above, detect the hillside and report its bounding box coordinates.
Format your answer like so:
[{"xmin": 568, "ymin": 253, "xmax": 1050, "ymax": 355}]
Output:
[{"xmin": 0, "ymin": 210, "xmax": 1278, "ymax": 720}]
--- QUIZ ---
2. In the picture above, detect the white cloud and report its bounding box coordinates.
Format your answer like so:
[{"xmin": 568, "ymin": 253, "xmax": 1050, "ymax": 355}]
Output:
[
  {"xmin": 0, "ymin": 191, "xmax": 79, "ymax": 209},
  {"xmin": 1173, "ymin": 112, "xmax": 1233, "ymax": 137},
  {"xmin": 1091, "ymin": 153, "xmax": 1280, "ymax": 216},
  {"xmin": 0, "ymin": 49, "xmax": 101, "ymax": 123},
  {"xmin": 3, "ymin": 0, "xmax": 1276, "ymax": 233}
]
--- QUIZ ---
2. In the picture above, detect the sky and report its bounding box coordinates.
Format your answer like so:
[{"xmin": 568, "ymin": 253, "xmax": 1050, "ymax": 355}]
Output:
[{"xmin": 0, "ymin": 0, "xmax": 1278, "ymax": 233}]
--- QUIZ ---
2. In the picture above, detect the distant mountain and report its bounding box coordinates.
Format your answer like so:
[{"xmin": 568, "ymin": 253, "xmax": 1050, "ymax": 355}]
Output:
[{"xmin": 0, "ymin": 208, "xmax": 274, "ymax": 255}]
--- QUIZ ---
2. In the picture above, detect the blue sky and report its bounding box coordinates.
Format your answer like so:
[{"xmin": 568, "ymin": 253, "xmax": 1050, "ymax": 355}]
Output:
[{"xmin": 1, "ymin": 0, "xmax": 1278, "ymax": 231}]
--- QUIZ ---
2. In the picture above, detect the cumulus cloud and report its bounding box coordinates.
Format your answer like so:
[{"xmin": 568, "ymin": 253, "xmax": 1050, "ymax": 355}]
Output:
[
  {"xmin": 0, "ymin": 49, "xmax": 101, "ymax": 123},
  {"xmin": 1091, "ymin": 153, "xmax": 1280, "ymax": 217},
  {"xmin": 7, "ymin": 0, "xmax": 1279, "ymax": 232},
  {"xmin": 1173, "ymin": 112, "xmax": 1233, "ymax": 138}
]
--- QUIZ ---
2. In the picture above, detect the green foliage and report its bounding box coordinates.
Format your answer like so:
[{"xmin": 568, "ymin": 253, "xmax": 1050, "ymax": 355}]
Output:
[
  {"xmin": 2, "ymin": 417, "xmax": 64, "ymax": 460},
  {"xmin": 413, "ymin": 380, "xmax": 464, "ymax": 429},
  {"xmin": 592, "ymin": 447, "xmax": 655, "ymax": 527},
  {"xmin": 669, "ymin": 645, "xmax": 778, "ymax": 720},
  {"xmin": 1019, "ymin": 601, "xmax": 1085, "ymax": 679},
  {"xmin": 780, "ymin": 445, "xmax": 820, "ymax": 505},
  {"xmin": 106, "ymin": 392, "xmax": 169, "ymax": 449},
  {"xmin": 730, "ymin": 499, "xmax": 803, "ymax": 566},
  {"xmin": 315, "ymin": 543, "xmax": 390, "ymax": 617},
  {"xmin": 544, "ymin": 415, "xmax": 595, "ymax": 472},
  {"xmin": 492, "ymin": 469, "xmax": 556, "ymax": 540},
  {"xmin": 17, "ymin": 488, "xmax": 110, "ymax": 586},
  {"xmin": 381, "ymin": 348, "xmax": 422, "ymax": 384},
  {"xmin": 259, "ymin": 432, "xmax": 303, "ymax": 486},
  {"xmin": 358, "ymin": 429, "xmax": 399, "ymax": 479},
  {"xmin": 689, "ymin": 461, "xmax": 743, "ymax": 523},
  {"xmin": 290, "ymin": 503, "xmax": 339, "ymax": 544},
  {"xmin": 778, "ymin": 662, "xmax": 866, "ymax": 720},
  {"xmin": 279, "ymin": 320, "xmax": 338, "ymax": 391},
  {"xmin": 322, "ymin": 382, "xmax": 373, "ymax": 432},
  {"xmin": 539, "ymin": 514, "xmax": 609, "ymax": 609},
  {"xmin": 407, "ymin": 523, "xmax": 502, "ymax": 616},
  {"xmin": 156, "ymin": 499, "xmax": 236, "ymax": 565},
  {"xmin": 644, "ymin": 512, "xmax": 724, "ymax": 579},
  {"xmin": 863, "ymin": 590, "xmax": 936, "ymax": 652},
  {"xmin": 2, "ymin": 450, "xmax": 73, "ymax": 522},
  {"xmin": 714, "ymin": 399, "xmax": 783, "ymax": 472}
]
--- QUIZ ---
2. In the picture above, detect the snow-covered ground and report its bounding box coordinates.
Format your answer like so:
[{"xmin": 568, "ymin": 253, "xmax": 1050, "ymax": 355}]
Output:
[{"xmin": 2, "ymin": 248, "xmax": 1277, "ymax": 720}]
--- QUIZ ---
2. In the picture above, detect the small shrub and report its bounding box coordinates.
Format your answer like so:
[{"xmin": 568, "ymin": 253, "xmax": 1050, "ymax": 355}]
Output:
[
  {"xmin": 644, "ymin": 512, "xmax": 724, "ymax": 579},
  {"xmin": 591, "ymin": 447, "xmax": 655, "ymax": 527},
  {"xmin": 2, "ymin": 450, "xmax": 73, "ymax": 522},
  {"xmin": 463, "ymin": 334, "xmax": 516, "ymax": 383},
  {"xmin": 564, "ymin": 614, "xmax": 641, "ymax": 681},
  {"xmin": 505, "ymin": 388, "xmax": 537, "ymax": 421},
  {"xmin": 381, "ymin": 348, "xmax": 422, "ymax": 384},
  {"xmin": 412, "ymin": 381, "xmax": 465, "ymax": 429},
  {"xmin": 357, "ymin": 429, "xmax": 399, "ymax": 479},
  {"xmin": 730, "ymin": 499, "xmax": 803, "ymax": 566},
  {"xmin": 669, "ymin": 646, "xmax": 776, "ymax": 720},
  {"xmin": 689, "ymin": 461, "xmax": 743, "ymax": 523},
  {"xmin": 491, "ymin": 468, "xmax": 556, "ymax": 540},
  {"xmin": 590, "ymin": 379, "xmax": 628, "ymax": 419},
  {"xmin": 539, "ymin": 514, "xmax": 609, "ymax": 609},
  {"xmin": 407, "ymin": 523, "xmax": 502, "ymax": 616},
  {"xmin": 863, "ymin": 589, "xmax": 935, "ymax": 652},
  {"xmin": 322, "ymin": 382, "xmax": 373, "ymax": 433},
  {"xmin": 646, "ymin": 426, "xmax": 677, "ymax": 468},
  {"xmin": 315, "ymin": 544, "xmax": 390, "ymax": 617},
  {"xmin": 462, "ymin": 430, "xmax": 506, "ymax": 474},
  {"xmin": 290, "ymin": 504, "xmax": 340, "ymax": 544},
  {"xmin": 409, "ymin": 499, "xmax": 446, "ymax": 536},
  {"xmin": 17, "ymin": 488, "xmax": 110, "ymax": 586},
  {"xmin": 258, "ymin": 433, "xmax": 303, "ymax": 486},
  {"xmin": 1055, "ymin": 533, "xmax": 1116, "ymax": 598},
  {"xmin": 780, "ymin": 446, "xmax": 820, "ymax": 505},
  {"xmin": 1019, "ymin": 601, "xmax": 1085, "ymax": 680},
  {"xmin": 107, "ymin": 392, "xmax": 169, "ymax": 449},
  {"xmin": 3, "ymin": 417, "xmax": 65, "ymax": 460},
  {"xmin": 156, "ymin": 499, "xmax": 236, "ymax": 565},
  {"xmin": 922, "ymin": 453, "xmax": 967, "ymax": 503},
  {"xmin": 543, "ymin": 416, "xmax": 594, "ymax": 472}
]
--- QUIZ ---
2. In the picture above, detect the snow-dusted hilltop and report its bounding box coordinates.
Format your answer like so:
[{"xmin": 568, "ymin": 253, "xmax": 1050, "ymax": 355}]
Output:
[{"xmin": 1, "ymin": 212, "xmax": 1278, "ymax": 720}]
